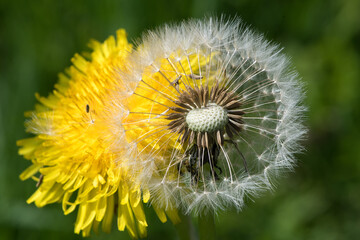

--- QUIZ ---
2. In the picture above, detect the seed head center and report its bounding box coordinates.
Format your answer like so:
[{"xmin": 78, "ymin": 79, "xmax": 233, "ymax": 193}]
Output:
[{"xmin": 186, "ymin": 103, "xmax": 228, "ymax": 133}]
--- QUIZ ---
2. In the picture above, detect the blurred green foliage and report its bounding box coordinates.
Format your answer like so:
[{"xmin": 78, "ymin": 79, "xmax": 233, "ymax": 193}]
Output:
[{"xmin": 1, "ymin": 0, "xmax": 359, "ymax": 239}]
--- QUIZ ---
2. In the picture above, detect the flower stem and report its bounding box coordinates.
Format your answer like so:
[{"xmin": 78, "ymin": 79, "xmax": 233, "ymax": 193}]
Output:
[
  {"xmin": 175, "ymin": 213, "xmax": 197, "ymax": 240},
  {"xmin": 198, "ymin": 212, "xmax": 216, "ymax": 240}
]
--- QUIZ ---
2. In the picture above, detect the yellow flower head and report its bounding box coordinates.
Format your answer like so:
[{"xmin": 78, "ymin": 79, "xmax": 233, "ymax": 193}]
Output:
[{"xmin": 18, "ymin": 29, "xmax": 178, "ymax": 238}]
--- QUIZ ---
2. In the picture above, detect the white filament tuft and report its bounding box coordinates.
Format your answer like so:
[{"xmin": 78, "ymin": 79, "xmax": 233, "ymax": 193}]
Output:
[{"xmin": 123, "ymin": 16, "xmax": 307, "ymax": 215}]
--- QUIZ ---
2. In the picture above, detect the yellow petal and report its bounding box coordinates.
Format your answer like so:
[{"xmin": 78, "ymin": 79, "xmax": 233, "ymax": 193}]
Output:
[
  {"xmin": 26, "ymin": 188, "xmax": 43, "ymax": 204},
  {"xmin": 118, "ymin": 203, "xmax": 137, "ymax": 239},
  {"xmin": 37, "ymin": 183, "xmax": 64, "ymax": 206},
  {"xmin": 142, "ymin": 188, "xmax": 150, "ymax": 203},
  {"xmin": 102, "ymin": 195, "xmax": 114, "ymax": 233},
  {"xmin": 130, "ymin": 193, "xmax": 147, "ymax": 227},
  {"xmin": 19, "ymin": 164, "xmax": 42, "ymax": 180},
  {"xmin": 166, "ymin": 208, "xmax": 181, "ymax": 224},
  {"xmin": 74, "ymin": 200, "xmax": 96, "ymax": 234},
  {"xmin": 120, "ymin": 183, "xmax": 129, "ymax": 205},
  {"xmin": 153, "ymin": 205, "xmax": 167, "ymax": 223},
  {"xmin": 62, "ymin": 191, "xmax": 77, "ymax": 215},
  {"xmin": 95, "ymin": 196, "xmax": 107, "ymax": 221}
]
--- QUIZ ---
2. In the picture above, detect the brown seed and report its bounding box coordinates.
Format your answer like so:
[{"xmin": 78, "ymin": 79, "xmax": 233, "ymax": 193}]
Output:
[
  {"xmin": 166, "ymin": 113, "xmax": 183, "ymax": 120},
  {"xmin": 188, "ymin": 73, "xmax": 203, "ymax": 80}
]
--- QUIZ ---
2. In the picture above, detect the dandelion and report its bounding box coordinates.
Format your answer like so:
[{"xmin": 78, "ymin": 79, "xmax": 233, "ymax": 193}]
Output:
[
  {"xmin": 17, "ymin": 29, "xmax": 179, "ymax": 238},
  {"xmin": 122, "ymin": 17, "xmax": 306, "ymax": 214}
]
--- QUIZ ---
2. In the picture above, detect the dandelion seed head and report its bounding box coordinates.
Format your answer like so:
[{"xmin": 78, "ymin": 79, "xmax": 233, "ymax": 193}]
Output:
[
  {"xmin": 123, "ymin": 17, "xmax": 306, "ymax": 214},
  {"xmin": 186, "ymin": 103, "xmax": 228, "ymax": 133}
]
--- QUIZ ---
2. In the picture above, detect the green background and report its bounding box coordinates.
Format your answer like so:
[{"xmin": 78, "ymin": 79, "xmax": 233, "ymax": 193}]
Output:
[{"xmin": 1, "ymin": 0, "xmax": 359, "ymax": 239}]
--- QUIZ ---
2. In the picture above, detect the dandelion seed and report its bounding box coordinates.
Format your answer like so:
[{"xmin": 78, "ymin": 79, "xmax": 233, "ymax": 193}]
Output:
[
  {"xmin": 123, "ymin": 17, "xmax": 306, "ymax": 214},
  {"xmin": 17, "ymin": 30, "xmax": 179, "ymax": 238}
]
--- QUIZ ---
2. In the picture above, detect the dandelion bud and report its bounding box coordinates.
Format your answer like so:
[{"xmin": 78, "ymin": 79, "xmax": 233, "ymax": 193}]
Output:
[{"xmin": 123, "ymin": 17, "xmax": 306, "ymax": 214}]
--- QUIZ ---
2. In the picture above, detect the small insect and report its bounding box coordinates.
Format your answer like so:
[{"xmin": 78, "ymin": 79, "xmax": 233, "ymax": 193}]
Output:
[
  {"xmin": 36, "ymin": 174, "xmax": 44, "ymax": 188},
  {"xmin": 171, "ymin": 75, "xmax": 182, "ymax": 91},
  {"xmin": 187, "ymin": 73, "xmax": 203, "ymax": 80},
  {"xmin": 86, "ymin": 104, "xmax": 95, "ymax": 124}
]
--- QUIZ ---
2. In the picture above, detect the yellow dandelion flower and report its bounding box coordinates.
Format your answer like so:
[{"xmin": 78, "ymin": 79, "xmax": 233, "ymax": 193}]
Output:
[{"xmin": 18, "ymin": 29, "xmax": 179, "ymax": 238}]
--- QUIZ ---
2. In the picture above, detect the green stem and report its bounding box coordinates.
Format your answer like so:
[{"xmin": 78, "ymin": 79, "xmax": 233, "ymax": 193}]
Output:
[
  {"xmin": 175, "ymin": 212, "xmax": 198, "ymax": 240},
  {"xmin": 198, "ymin": 212, "xmax": 216, "ymax": 240}
]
